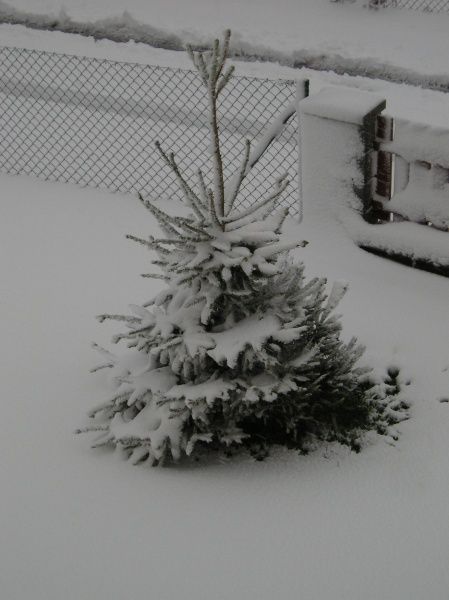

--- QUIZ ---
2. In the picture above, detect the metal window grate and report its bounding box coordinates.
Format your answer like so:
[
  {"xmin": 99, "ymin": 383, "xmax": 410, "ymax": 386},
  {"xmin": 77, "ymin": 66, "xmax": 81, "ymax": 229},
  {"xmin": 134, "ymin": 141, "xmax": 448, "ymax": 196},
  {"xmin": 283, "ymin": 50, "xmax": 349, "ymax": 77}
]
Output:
[{"xmin": 0, "ymin": 46, "xmax": 300, "ymax": 215}]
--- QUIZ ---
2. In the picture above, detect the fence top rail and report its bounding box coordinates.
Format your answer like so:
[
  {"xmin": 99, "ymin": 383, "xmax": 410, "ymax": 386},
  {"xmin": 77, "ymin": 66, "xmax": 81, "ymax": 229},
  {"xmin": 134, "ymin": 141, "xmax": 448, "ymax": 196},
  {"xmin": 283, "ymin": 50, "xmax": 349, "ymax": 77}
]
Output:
[{"xmin": 0, "ymin": 44, "xmax": 297, "ymax": 87}]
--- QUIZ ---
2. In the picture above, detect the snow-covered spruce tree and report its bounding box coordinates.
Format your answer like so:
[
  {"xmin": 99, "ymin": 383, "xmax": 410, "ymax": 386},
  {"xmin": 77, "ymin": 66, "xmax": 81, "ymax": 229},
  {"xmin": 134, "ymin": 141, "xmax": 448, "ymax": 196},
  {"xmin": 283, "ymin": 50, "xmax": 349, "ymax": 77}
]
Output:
[{"xmin": 80, "ymin": 31, "xmax": 401, "ymax": 465}]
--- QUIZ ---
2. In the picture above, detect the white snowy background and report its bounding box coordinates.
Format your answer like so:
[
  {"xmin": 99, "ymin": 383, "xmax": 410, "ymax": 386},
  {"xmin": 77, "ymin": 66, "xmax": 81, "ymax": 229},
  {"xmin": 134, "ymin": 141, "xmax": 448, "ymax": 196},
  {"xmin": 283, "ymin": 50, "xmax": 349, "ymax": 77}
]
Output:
[
  {"xmin": 1, "ymin": 3, "xmax": 449, "ymax": 599},
  {"xmin": 2, "ymin": 0, "xmax": 449, "ymax": 86}
]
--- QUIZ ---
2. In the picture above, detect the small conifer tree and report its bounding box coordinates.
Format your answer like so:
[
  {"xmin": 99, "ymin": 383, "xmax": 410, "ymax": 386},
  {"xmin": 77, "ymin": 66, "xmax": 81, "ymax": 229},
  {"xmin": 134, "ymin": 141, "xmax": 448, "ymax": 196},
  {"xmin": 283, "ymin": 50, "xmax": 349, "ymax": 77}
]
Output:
[{"xmin": 79, "ymin": 31, "xmax": 403, "ymax": 465}]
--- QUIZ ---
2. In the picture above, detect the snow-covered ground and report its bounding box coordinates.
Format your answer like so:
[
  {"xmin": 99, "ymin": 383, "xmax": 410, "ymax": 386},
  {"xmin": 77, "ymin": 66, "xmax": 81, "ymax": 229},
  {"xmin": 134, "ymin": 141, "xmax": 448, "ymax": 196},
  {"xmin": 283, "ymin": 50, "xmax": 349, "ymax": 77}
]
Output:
[
  {"xmin": 2, "ymin": 5, "xmax": 449, "ymax": 598},
  {"xmin": 1, "ymin": 171, "xmax": 449, "ymax": 600},
  {"xmin": 2, "ymin": 0, "xmax": 449, "ymax": 89}
]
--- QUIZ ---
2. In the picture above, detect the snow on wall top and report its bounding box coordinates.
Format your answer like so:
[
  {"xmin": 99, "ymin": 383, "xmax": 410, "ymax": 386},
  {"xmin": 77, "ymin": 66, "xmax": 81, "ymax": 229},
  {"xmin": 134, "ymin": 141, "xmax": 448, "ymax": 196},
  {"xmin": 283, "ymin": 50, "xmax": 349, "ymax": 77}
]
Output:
[
  {"xmin": 299, "ymin": 86, "xmax": 385, "ymax": 125},
  {"xmin": 352, "ymin": 217, "xmax": 449, "ymax": 267},
  {"xmin": 382, "ymin": 117, "xmax": 449, "ymax": 167}
]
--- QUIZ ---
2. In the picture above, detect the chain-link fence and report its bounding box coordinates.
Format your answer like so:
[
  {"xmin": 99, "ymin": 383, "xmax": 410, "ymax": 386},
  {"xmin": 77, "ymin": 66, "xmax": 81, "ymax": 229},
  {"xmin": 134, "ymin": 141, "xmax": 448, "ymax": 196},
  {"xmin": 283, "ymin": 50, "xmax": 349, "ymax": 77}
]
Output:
[
  {"xmin": 368, "ymin": 0, "xmax": 449, "ymax": 11},
  {"xmin": 0, "ymin": 46, "xmax": 300, "ymax": 215}
]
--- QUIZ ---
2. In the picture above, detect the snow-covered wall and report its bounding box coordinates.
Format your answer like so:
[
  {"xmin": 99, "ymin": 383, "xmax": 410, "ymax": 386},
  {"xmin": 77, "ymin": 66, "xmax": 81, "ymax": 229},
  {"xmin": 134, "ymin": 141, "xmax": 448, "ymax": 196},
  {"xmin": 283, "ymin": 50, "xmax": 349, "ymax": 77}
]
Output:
[
  {"xmin": 380, "ymin": 118, "xmax": 449, "ymax": 229},
  {"xmin": 299, "ymin": 86, "xmax": 386, "ymax": 222},
  {"xmin": 298, "ymin": 86, "xmax": 449, "ymax": 275},
  {"xmin": 383, "ymin": 118, "xmax": 449, "ymax": 168}
]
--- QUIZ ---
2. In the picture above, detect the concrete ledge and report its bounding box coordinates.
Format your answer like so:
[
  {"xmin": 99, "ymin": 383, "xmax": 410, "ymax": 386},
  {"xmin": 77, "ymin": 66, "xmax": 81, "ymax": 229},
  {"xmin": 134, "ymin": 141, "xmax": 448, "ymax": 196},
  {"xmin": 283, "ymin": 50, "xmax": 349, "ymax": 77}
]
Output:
[{"xmin": 300, "ymin": 86, "xmax": 386, "ymax": 125}]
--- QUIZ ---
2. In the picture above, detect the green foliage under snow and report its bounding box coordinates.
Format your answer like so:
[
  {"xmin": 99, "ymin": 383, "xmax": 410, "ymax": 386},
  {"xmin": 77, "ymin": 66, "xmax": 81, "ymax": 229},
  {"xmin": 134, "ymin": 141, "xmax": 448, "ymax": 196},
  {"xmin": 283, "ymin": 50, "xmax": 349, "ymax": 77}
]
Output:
[{"xmin": 80, "ymin": 31, "xmax": 407, "ymax": 465}]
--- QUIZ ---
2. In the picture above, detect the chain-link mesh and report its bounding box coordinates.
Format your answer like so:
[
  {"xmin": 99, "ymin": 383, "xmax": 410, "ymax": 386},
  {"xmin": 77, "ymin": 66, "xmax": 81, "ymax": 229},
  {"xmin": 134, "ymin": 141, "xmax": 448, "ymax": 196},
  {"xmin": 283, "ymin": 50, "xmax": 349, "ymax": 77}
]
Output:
[
  {"xmin": 369, "ymin": 0, "xmax": 449, "ymax": 11},
  {"xmin": 0, "ymin": 46, "xmax": 300, "ymax": 215}
]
